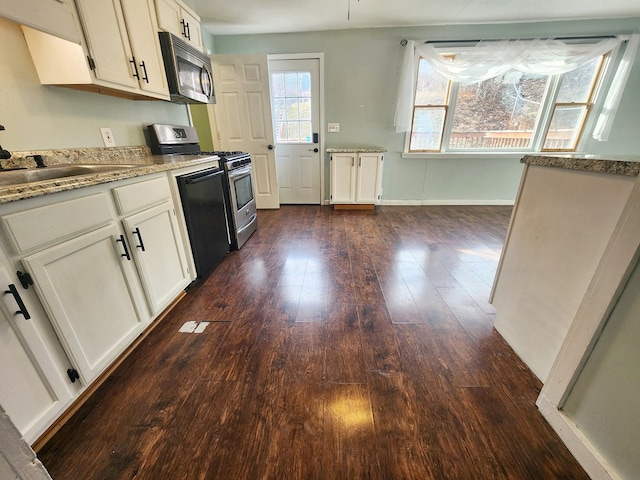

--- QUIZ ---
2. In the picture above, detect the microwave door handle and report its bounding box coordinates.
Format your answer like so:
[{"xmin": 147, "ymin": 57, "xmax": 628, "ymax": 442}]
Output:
[{"xmin": 200, "ymin": 67, "xmax": 213, "ymax": 98}]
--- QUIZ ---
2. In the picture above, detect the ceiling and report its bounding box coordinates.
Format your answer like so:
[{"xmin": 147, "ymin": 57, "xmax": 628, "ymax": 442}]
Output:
[{"xmin": 193, "ymin": 0, "xmax": 640, "ymax": 36}]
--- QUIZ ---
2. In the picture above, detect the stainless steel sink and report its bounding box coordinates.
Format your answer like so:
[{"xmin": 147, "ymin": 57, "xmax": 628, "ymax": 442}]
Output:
[{"xmin": 0, "ymin": 164, "xmax": 140, "ymax": 187}]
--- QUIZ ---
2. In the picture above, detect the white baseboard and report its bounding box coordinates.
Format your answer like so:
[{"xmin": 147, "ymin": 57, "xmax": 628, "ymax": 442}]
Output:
[
  {"xmin": 321, "ymin": 199, "xmax": 514, "ymax": 206},
  {"xmin": 537, "ymin": 394, "xmax": 618, "ymax": 480},
  {"xmin": 379, "ymin": 199, "xmax": 515, "ymax": 206}
]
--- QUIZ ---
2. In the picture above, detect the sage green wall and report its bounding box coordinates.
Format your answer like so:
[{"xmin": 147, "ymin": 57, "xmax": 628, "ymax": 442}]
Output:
[
  {"xmin": 210, "ymin": 18, "xmax": 640, "ymax": 203},
  {"xmin": 563, "ymin": 259, "xmax": 640, "ymax": 479},
  {"xmin": 0, "ymin": 18, "xmax": 190, "ymax": 151}
]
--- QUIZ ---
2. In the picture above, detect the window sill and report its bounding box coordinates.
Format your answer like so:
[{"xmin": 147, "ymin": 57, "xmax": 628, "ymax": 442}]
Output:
[{"xmin": 402, "ymin": 152, "xmax": 533, "ymax": 160}]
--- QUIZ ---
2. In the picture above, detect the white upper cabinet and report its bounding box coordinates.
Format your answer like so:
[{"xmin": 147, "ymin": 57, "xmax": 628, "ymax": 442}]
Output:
[
  {"xmin": 0, "ymin": 0, "xmax": 80, "ymax": 43},
  {"xmin": 22, "ymin": 0, "xmax": 170, "ymax": 100},
  {"xmin": 120, "ymin": 0, "xmax": 170, "ymax": 97},
  {"xmin": 74, "ymin": 0, "xmax": 138, "ymax": 90},
  {"xmin": 155, "ymin": 0, "xmax": 203, "ymax": 51}
]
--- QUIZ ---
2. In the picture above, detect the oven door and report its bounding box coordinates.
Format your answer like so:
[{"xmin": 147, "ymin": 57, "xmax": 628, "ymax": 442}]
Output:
[{"xmin": 228, "ymin": 165, "xmax": 257, "ymax": 230}]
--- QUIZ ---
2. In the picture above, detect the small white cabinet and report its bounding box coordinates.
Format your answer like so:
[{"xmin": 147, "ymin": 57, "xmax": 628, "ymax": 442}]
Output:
[
  {"xmin": 22, "ymin": 0, "xmax": 169, "ymax": 100},
  {"xmin": 330, "ymin": 151, "xmax": 384, "ymax": 205},
  {"xmin": 155, "ymin": 0, "xmax": 203, "ymax": 51}
]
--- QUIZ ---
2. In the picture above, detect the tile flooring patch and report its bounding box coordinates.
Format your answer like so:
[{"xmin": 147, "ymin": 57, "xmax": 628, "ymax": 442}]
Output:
[{"xmin": 179, "ymin": 321, "xmax": 210, "ymax": 334}]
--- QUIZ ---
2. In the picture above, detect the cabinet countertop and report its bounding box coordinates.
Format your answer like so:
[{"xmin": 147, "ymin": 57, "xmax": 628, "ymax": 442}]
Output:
[
  {"xmin": 522, "ymin": 154, "xmax": 640, "ymax": 176},
  {"xmin": 0, "ymin": 146, "xmax": 219, "ymax": 205}
]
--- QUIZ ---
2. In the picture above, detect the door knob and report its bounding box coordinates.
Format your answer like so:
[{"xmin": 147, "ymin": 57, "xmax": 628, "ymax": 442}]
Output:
[
  {"xmin": 267, "ymin": 144, "xmax": 274, "ymax": 150},
  {"xmin": 308, "ymin": 148, "xmax": 319, "ymax": 153}
]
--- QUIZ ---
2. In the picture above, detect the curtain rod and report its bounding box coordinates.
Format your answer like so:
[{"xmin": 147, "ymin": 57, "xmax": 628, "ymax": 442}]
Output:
[{"xmin": 400, "ymin": 35, "xmax": 623, "ymax": 46}]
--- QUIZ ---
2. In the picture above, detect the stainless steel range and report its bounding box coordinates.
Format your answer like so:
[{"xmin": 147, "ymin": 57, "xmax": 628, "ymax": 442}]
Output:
[
  {"xmin": 216, "ymin": 151, "xmax": 257, "ymax": 250},
  {"xmin": 147, "ymin": 124, "xmax": 257, "ymax": 251}
]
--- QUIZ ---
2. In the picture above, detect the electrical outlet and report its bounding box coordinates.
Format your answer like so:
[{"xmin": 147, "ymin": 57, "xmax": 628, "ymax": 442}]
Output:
[
  {"xmin": 327, "ymin": 123, "xmax": 340, "ymax": 133},
  {"xmin": 100, "ymin": 128, "xmax": 116, "ymax": 147}
]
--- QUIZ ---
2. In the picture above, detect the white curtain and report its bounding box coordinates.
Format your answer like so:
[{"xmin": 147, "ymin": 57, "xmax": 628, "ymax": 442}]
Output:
[{"xmin": 394, "ymin": 35, "xmax": 639, "ymax": 142}]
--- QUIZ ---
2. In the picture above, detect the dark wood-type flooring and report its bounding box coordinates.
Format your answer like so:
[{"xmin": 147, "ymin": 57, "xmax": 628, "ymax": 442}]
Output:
[{"xmin": 38, "ymin": 205, "xmax": 589, "ymax": 479}]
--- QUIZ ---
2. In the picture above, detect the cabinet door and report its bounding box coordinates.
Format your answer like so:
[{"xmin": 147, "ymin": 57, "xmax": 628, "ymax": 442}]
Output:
[
  {"xmin": 123, "ymin": 202, "xmax": 190, "ymax": 315},
  {"xmin": 75, "ymin": 0, "xmax": 137, "ymax": 89},
  {"xmin": 155, "ymin": 0, "xmax": 202, "ymax": 50},
  {"xmin": 155, "ymin": 0, "xmax": 183, "ymax": 37},
  {"xmin": 0, "ymin": 266, "xmax": 76, "ymax": 444},
  {"xmin": 22, "ymin": 224, "xmax": 149, "ymax": 384},
  {"xmin": 356, "ymin": 153, "xmax": 384, "ymax": 204},
  {"xmin": 330, "ymin": 153, "xmax": 356, "ymax": 204},
  {"xmin": 0, "ymin": 0, "xmax": 80, "ymax": 43},
  {"xmin": 179, "ymin": 7, "xmax": 202, "ymax": 50},
  {"xmin": 120, "ymin": 0, "xmax": 169, "ymax": 97}
]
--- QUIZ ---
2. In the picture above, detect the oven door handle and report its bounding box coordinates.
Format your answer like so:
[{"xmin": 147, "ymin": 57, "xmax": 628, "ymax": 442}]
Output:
[
  {"xmin": 184, "ymin": 168, "xmax": 223, "ymax": 184},
  {"xmin": 228, "ymin": 165, "xmax": 252, "ymax": 180}
]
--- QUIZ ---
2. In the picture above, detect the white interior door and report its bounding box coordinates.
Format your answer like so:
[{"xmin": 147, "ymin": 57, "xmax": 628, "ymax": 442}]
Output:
[
  {"xmin": 268, "ymin": 57, "xmax": 322, "ymax": 204},
  {"xmin": 211, "ymin": 54, "xmax": 279, "ymax": 209}
]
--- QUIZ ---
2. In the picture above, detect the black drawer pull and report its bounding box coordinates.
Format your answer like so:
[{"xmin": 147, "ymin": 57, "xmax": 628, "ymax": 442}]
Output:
[
  {"xmin": 116, "ymin": 235, "xmax": 131, "ymax": 260},
  {"xmin": 130, "ymin": 57, "xmax": 139, "ymax": 79},
  {"xmin": 140, "ymin": 60, "xmax": 149, "ymax": 83},
  {"xmin": 4, "ymin": 283, "xmax": 31, "ymax": 320},
  {"xmin": 133, "ymin": 228, "xmax": 146, "ymax": 251}
]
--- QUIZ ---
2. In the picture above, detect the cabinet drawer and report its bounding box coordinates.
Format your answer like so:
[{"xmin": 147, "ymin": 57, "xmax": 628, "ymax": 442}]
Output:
[
  {"xmin": 2, "ymin": 193, "xmax": 113, "ymax": 253},
  {"xmin": 112, "ymin": 176, "xmax": 171, "ymax": 215}
]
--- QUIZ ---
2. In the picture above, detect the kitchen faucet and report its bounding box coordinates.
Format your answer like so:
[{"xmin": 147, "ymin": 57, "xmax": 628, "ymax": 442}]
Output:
[{"xmin": 0, "ymin": 124, "xmax": 12, "ymax": 160}]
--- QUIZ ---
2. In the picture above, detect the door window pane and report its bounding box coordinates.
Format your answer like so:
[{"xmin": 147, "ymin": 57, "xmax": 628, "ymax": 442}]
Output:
[{"xmin": 271, "ymin": 71, "xmax": 313, "ymax": 144}]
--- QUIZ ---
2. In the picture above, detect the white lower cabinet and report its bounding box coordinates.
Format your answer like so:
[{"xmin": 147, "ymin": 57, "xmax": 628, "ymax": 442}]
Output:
[
  {"xmin": 0, "ymin": 263, "xmax": 78, "ymax": 444},
  {"xmin": 330, "ymin": 152, "xmax": 384, "ymax": 204},
  {"xmin": 122, "ymin": 201, "xmax": 190, "ymax": 315},
  {"xmin": 22, "ymin": 223, "xmax": 149, "ymax": 384},
  {"xmin": 0, "ymin": 172, "xmax": 194, "ymax": 443}
]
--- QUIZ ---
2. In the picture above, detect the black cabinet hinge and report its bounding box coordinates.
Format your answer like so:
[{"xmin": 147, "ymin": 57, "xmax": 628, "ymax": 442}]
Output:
[
  {"xmin": 87, "ymin": 56, "xmax": 96, "ymax": 71},
  {"xmin": 16, "ymin": 270, "xmax": 33, "ymax": 289},
  {"xmin": 67, "ymin": 368, "xmax": 80, "ymax": 383}
]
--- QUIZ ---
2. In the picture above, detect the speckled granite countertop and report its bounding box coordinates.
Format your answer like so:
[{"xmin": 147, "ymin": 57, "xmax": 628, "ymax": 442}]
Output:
[
  {"xmin": 0, "ymin": 146, "xmax": 219, "ymax": 204},
  {"xmin": 522, "ymin": 155, "xmax": 640, "ymax": 176},
  {"xmin": 326, "ymin": 147, "xmax": 387, "ymax": 153}
]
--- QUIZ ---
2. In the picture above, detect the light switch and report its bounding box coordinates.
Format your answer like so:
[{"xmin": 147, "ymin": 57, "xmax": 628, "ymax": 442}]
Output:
[{"xmin": 327, "ymin": 123, "xmax": 340, "ymax": 133}]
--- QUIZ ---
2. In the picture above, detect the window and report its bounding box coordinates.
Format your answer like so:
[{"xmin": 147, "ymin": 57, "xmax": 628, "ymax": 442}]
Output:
[
  {"xmin": 270, "ymin": 71, "xmax": 312, "ymax": 143},
  {"xmin": 408, "ymin": 50, "xmax": 608, "ymax": 153}
]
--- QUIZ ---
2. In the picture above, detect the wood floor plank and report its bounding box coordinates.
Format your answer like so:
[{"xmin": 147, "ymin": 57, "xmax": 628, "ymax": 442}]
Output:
[{"xmin": 38, "ymin": 205, "xmax": 590, "ymax": 480}]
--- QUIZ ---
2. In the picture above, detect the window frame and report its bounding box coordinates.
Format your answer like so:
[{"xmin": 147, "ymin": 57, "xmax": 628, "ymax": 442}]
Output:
[{"xmin": 405, "ymin": 46, "xmax": 614, "ymax": 156}]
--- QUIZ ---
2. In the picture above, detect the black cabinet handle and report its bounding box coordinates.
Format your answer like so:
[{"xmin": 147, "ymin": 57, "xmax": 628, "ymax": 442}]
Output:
[
  {"xmin": 180, "ymin": 19, "xmax": 187, "ymax": 38},
  {"xmin": 116, "ymin": 235, "xmax": 131, "ymax": 260},
  {"xmin": 133, "ymin": 228, "xmax": 146, "ymax": 252},
  {"xmin": 4, "ymin": 284, "xmax": 31, "ymax": 320},
  {"xmin": 140, "ymin": 61, "xmax": 149, "ymax": 83},
  {"xmin": 185, "ymin": 22, "xmax": 191, "ymax": 40},
  {"xmin": 130, "ymin": 57, "xmax": 139, "ymax": 79}
]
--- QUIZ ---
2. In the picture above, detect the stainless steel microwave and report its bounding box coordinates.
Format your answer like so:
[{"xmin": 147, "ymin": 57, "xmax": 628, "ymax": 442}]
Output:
[{"xmin": 158, "ymin": 32, "xmax": 215, "ymax": 104}]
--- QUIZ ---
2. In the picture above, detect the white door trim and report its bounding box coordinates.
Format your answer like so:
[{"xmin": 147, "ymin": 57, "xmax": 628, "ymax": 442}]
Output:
[
  {"xmin": 536, "ymin": 173, "xmax": 640, "ymax": 480},
  {"xmin": 268, "ymin": 53, "xmax": 325, "ymax": 204}
]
